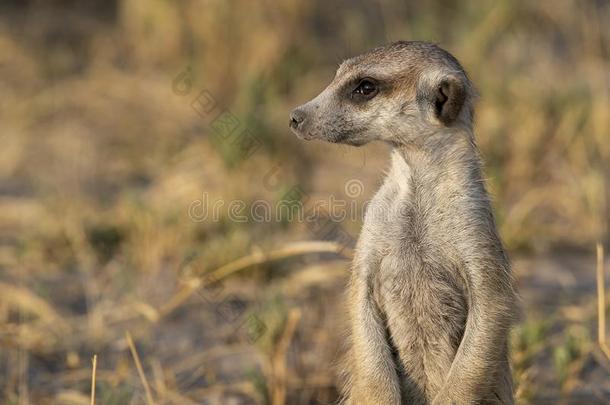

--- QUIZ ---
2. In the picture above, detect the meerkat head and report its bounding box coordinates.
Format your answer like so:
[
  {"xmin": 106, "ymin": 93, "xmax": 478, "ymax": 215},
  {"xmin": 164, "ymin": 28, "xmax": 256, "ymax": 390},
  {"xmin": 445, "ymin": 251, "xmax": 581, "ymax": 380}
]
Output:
[{"xmin": 289, "ymin": 41, "xmax": 475, "ymax": 146}]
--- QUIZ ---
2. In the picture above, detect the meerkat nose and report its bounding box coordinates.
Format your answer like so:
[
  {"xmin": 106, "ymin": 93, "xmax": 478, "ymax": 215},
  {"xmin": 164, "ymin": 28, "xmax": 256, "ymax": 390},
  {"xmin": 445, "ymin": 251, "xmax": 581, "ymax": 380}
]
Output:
[{"xmin": 289, "ymin": 108, "xmax": 306, "ymax": 130}]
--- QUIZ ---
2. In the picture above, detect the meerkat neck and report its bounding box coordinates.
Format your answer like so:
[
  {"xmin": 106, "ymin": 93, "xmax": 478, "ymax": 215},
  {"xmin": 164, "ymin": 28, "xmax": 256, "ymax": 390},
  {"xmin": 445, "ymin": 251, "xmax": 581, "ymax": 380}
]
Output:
[{"xmin": 389, "ymin": 128, "xmax": 486, "ymax": 199}]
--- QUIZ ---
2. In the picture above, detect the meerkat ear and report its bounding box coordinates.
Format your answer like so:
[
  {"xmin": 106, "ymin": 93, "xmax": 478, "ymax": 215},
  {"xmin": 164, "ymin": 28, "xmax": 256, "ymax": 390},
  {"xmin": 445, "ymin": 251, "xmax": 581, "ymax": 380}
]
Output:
[{"xmin": 433, "ymin": 77, "xmax": 466, "ymax": 126}]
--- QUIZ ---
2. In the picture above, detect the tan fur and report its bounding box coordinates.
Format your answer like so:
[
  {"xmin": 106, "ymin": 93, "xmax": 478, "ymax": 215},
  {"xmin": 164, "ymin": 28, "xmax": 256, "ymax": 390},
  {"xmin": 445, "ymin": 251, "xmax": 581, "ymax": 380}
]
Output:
[{"xmin": 290, "ymin": 41, "xmax": 519, "ymax": 404}]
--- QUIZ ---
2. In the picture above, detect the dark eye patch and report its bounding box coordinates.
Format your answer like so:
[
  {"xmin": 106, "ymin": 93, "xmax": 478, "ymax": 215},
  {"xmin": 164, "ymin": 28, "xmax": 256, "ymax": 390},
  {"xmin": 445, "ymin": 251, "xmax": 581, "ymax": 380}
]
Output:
[{"xmin": 341, "ymin": 76, "xmax": 387, "ymax": 104}]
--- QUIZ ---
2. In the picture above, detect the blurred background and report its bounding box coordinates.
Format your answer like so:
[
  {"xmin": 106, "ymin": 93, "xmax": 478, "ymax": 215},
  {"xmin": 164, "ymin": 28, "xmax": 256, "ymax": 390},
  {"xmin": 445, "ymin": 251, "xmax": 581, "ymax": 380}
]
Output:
[{"xmin": 1, "ymin": 0, "xmax": 609, "ymax": 404}]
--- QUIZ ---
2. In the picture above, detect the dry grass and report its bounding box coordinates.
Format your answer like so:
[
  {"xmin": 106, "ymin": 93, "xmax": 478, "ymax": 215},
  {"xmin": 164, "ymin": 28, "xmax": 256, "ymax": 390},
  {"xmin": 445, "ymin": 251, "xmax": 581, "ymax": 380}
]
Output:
[
  {"xmin": 597, "ymin": 243, "xmax": 610, "ymax": 359},
  {"xmin": 0, "ymin": 0, "xmax": 609, "ymax": 403},
  {"xmin": 91, "ymin": 354, "xmax": 97, "ymax": 405}
]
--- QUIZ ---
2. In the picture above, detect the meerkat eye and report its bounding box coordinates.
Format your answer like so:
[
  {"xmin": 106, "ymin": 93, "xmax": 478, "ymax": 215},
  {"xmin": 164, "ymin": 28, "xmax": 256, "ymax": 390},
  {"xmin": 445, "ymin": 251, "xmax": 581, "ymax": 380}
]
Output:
[{"xmin": 353, "ymin": 79, "xmax": 379, "ymax": 100}]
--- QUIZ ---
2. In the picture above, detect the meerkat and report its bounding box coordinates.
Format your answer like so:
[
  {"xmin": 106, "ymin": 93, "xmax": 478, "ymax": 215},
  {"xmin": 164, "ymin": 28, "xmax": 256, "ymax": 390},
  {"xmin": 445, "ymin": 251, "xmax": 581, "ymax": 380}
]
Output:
[{"xmin": 289, "ymin": 41, "xmax": 518, "ymax": 404}]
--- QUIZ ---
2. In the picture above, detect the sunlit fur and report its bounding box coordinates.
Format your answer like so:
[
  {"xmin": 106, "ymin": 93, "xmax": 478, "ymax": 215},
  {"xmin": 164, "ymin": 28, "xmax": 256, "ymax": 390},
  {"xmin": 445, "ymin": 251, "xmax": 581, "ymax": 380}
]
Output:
[{"xmin": 291, "ymin": 41, "xmax": 519, "ymax": 404}]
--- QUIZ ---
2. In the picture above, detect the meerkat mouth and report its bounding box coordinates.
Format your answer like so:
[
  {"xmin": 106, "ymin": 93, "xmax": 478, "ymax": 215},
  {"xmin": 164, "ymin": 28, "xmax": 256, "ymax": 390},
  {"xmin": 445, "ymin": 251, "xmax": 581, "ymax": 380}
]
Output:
[
  {"xmin": 289, "ymin": 127, "xmax": 312, "ymax": 140},
  {"xmin": 330, "ymin": 132, "xmax": 365, "ymax": 146}
]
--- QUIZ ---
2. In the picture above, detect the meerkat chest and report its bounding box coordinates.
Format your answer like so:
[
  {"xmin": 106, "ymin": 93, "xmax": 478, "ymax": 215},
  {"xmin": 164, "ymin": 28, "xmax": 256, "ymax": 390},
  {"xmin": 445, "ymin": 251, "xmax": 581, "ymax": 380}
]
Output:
[
  {"xmin": 362, "ymin": 169, "xmax": 456, "ymax": 257},
  {"xmin": 363, "ymin": 162, "xmax": 470, "ymax": 325},
  {"xmin": 369, "ymin": 181, "xmax": 469, "ymax": 382}
]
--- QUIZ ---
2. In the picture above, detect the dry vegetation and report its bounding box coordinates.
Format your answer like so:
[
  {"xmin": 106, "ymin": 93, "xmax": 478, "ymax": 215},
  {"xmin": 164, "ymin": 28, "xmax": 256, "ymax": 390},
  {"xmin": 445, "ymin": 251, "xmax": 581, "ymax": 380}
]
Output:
[{"xmin": 0, "ymin": 0, "xmax": 609, "ymax": 404}]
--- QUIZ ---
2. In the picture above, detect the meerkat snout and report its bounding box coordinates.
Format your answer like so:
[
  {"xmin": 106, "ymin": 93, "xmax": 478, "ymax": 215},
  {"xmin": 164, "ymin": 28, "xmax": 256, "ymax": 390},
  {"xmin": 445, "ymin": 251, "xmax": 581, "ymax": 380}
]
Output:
[
  {"xmin": 288, "ymin": 107, "xmax": 306, "ymax": 133},
  {"xmin": 289, "ymin": 41, "xmax": 475, "ymax": 147}
]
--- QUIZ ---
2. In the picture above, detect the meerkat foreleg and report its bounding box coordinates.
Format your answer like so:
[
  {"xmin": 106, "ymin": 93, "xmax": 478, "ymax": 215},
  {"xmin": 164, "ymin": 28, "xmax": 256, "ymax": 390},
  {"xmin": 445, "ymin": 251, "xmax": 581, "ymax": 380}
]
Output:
[
  {"xmin": 347, "ymin": 267, "xmax": 401, "ymax": 405},
  {"xmin": 432, "ymin": 259, "xmax": 515, "ymax": 405}
]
